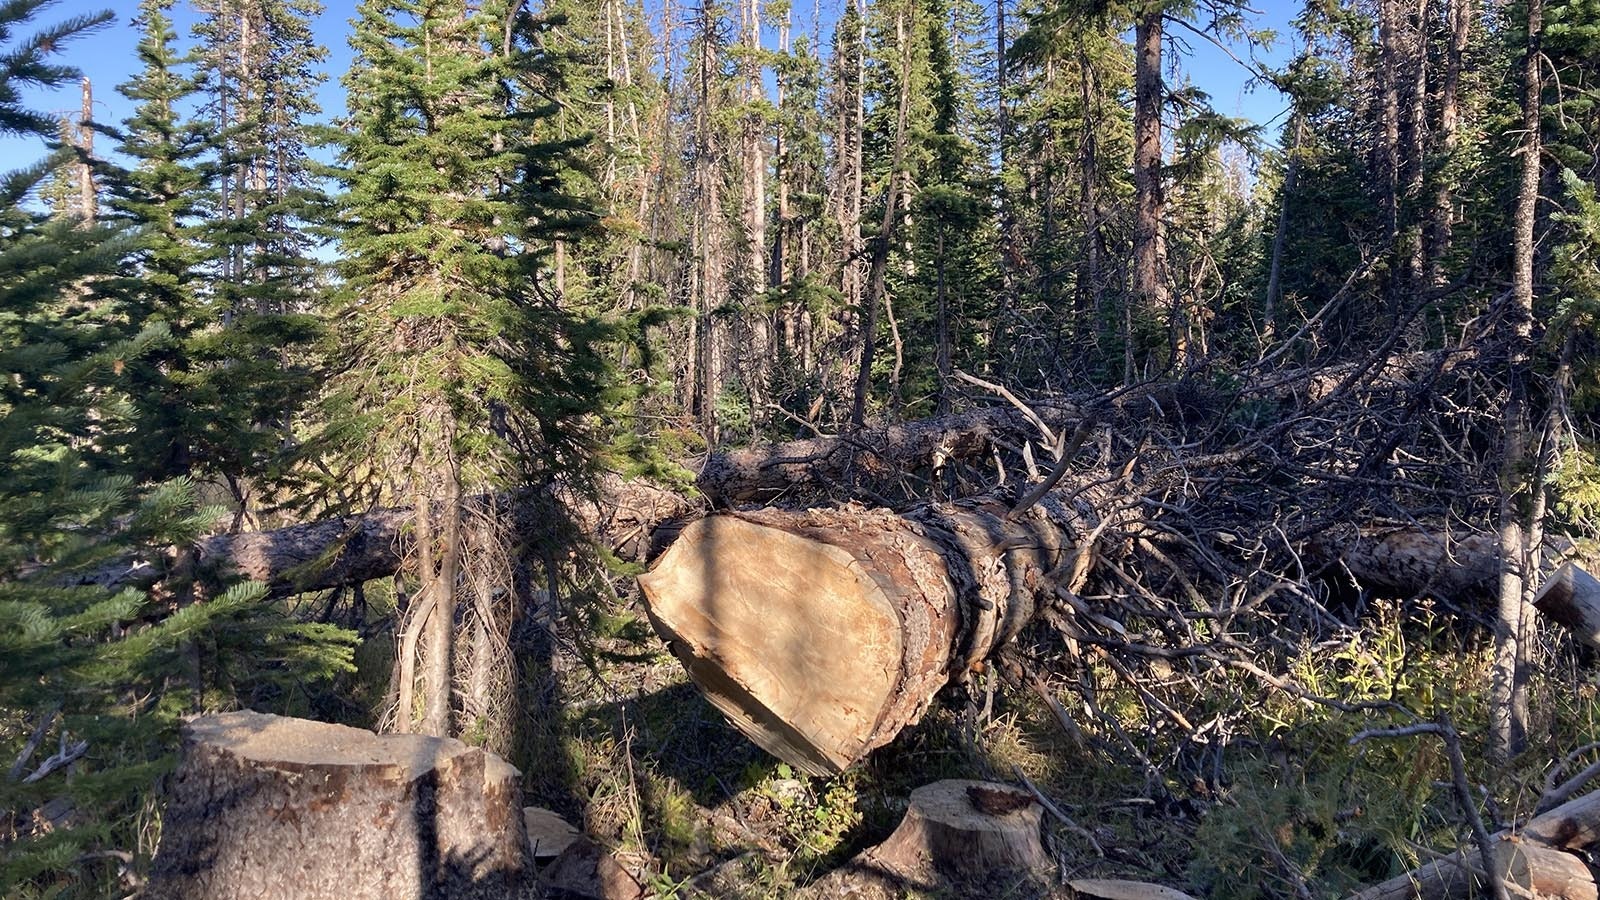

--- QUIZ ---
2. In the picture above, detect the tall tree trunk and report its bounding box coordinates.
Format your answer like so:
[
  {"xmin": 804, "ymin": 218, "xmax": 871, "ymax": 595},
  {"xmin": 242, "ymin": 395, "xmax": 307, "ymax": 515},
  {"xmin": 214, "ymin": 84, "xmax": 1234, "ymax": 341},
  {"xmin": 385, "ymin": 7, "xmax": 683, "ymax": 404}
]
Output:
[
  {"xmin": 418, "ymin": 435, "xmax": 464, "ymax": 738},
  {"xmin": 1264, "ymin": 116, "xmax": 1304, "ymax": 343},
  {"xmin": 1491, "ymin": 0, "xmax": 1542, "ymax": 764},
  {"xmin": 1379, "ymin": 0, "xmax": 1403, "ymax": 319},
  {"xmin": 78, "ymin": 78, "xmax": 95, "ymax": 224},
  {"xmin": 851, "ymin": 7, "xmax": 912, "ymax": 429},
  {"xmin": 1076, "ymin": 49, "xmax": 1105, "ymax": 348},
  {"xmin": 1426, "ymin": 0, "xmax": 1474, "ymax": 285},
  {"xmin": 1133, "ymin": 6, "xmax": 1175, "ymax": 368}
]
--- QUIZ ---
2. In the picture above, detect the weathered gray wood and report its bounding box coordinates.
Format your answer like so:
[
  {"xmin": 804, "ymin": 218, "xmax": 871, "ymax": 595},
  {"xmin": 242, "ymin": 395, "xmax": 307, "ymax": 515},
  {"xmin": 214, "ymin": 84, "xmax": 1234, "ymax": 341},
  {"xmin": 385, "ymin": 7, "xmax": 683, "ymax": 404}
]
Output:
[{"xmin": 146, "ymin": 711, "xmax": 533, "ymax": 900}]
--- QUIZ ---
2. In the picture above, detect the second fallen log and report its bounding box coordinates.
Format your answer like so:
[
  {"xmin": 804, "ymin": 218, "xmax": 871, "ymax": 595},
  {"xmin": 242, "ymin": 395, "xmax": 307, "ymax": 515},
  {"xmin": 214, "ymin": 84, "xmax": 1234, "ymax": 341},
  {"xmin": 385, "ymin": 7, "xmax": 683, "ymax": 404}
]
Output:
[{"xmin": 637, "ymin": 491, "xmax": 1104, "ymax": 774}]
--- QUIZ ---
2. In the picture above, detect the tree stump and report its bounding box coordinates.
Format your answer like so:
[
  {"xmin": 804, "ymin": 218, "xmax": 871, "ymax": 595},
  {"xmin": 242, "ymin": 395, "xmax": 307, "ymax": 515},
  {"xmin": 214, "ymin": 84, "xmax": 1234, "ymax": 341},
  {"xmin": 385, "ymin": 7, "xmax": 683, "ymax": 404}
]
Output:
[
  {"xmin": 145, "ymin": 711, "xmax": 533, "ymax": 900},
  {"xmin": 870, "ymin": 780, "xmax": 1050, "ymax": 881}
]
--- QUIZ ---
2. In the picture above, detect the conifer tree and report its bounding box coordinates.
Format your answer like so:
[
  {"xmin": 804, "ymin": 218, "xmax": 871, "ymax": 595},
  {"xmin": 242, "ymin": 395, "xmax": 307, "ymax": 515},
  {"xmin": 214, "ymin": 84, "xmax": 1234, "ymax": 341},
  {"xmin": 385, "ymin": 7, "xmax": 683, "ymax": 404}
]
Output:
[
  {"xmin": 0, "ymin": 4, "xmax": 353, "ymax": 893},
  {"xmin": 327, "ymin": 0, "xmax": 608, "ymax": 741}
]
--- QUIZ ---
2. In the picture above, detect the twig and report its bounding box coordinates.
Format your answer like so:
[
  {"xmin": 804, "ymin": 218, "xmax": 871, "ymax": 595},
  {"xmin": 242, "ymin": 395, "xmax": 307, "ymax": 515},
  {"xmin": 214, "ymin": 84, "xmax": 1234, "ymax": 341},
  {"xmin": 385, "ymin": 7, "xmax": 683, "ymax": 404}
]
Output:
[
  {"xmin": 1350, "ymin": 717, "xmax": 1509, "ymax": 900},
  {"xmin": 23, "ymin": 733, "xmax": 89, "ymax": 784},
  {"xmin": 1012, "ymin": 765, "xmax": 1104, "ymax": 857},
  {"xmin": 953, "ymin": 370, "xmax": 1058, "ymax": 449},
  {"xmin": 1008, "ymin": 414, "xmax": 1099, "ymax": 521},
  {"xmin": 8, "ymin": 702, "xmax": 61, "ymax": 782},
  {"xmin": 1538, "ymin": 747, "xmax": 1600, "ymax": 814}
]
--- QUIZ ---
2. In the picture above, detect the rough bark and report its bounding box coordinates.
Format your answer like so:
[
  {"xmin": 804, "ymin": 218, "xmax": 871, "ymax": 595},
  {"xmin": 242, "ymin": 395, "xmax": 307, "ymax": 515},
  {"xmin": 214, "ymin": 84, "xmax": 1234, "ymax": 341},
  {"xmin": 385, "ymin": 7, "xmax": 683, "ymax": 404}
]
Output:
[
  {"xmin": 851, "ymin": 5, "xmax": 914, "ymax": 428},
  {"xmin": 1426, "ymin": 0, "xmax": 1475, "ymax": 284},
  {"xmin": 145, "ymin": 711, "xmax": 533, "ymax": 900},
  {"xmin": 1492, "ymin": 0, "xmax": 1544, "ymax": 763},
  {"xmin": 1133, "ymin": 6, "xmax": 1174, "ymax": 366},
  {"xmin": 636, "ymin": 488, "xmax": 1111, "ymax": 774}
]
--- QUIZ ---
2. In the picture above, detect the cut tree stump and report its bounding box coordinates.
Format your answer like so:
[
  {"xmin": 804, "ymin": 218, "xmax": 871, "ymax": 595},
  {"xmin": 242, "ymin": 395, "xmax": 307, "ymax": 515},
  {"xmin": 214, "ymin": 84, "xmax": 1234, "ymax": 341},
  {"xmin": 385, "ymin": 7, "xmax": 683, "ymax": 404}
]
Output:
[
  {"xmin": 637, "ymin": 493, "xmax": 1106, "ymax": 773},
  {"xmin": 145, "ymin": 711, "xmax": 533, "ymax": 900},
  {"xmin": 869, "ymin": 780, "xmax": 1050, "ymax": 880}
]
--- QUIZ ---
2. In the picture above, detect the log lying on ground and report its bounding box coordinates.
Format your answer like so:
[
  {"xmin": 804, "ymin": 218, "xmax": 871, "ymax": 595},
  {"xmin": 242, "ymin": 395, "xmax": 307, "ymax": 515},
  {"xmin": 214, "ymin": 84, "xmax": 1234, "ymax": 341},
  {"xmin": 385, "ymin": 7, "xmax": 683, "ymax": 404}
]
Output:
[
  {"xmin": 1306, "ymin": 529, "xmax": 1503, "ymax": 600},
  {"xmin": 634, "ymin": 492, "xmax": 1590, "ymax": 775},
  {"xmin": 1535, "ymin": 562, "xmax": 1600, "ymax": 649},
  {"xmin": 1351, "ymin": 788, "xmax": 1600, "ymax": 900},
  {"xmin": 636, "ymin": 489, "xmax": 1108, "ymax": 774},
  {"xmin": 696, "ymin": 405, "xmax": 1070, "ymax": 502},
  {"xmin": 85, "ymin": 408, "xmax": 1062, "ymax": 598},
  {"xmin": 145, "ymin": 711, "xmax": 533, "ymax": 900}
]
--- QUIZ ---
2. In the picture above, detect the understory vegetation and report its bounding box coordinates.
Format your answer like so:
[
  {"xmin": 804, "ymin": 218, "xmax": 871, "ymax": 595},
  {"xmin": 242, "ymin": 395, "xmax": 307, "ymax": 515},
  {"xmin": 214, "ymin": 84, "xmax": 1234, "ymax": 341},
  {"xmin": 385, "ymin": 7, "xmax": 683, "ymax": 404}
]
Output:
[{"xmin": 3, "ymin": 0, "xmax": 1600, "ymax": 896}]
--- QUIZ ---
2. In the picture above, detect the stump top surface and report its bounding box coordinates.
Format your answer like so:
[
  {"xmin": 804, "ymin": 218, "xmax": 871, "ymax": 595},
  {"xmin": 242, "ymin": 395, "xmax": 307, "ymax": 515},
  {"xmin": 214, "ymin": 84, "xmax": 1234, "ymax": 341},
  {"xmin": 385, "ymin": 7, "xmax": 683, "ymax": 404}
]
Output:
[
  {"xmin": 909, "ymin": 779, "xmax": 1042, "ymax": 831},
  {"xmin": 184, "ymin": 711, "xmax": 518, "ymax": 782}
]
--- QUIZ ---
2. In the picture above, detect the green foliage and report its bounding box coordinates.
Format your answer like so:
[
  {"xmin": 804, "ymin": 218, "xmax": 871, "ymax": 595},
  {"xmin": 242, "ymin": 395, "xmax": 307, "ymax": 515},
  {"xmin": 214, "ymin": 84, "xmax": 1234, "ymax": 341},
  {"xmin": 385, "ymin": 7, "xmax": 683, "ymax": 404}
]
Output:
[
  {"xmin": 323, "ymin": 0, "xmax": 612, "ymax": 502},
  {"xmin": 0, "ymin": 5, "xmax": 353, "ymax": 895}
]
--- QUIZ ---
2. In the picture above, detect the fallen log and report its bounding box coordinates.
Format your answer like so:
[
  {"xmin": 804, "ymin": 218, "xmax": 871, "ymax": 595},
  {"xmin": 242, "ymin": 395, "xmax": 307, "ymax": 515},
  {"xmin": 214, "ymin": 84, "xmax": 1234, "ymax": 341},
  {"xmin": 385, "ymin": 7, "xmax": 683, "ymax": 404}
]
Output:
[
  {"xmin": 83, "ymin": 408, "xmax": 1062, "ymax": 598},
  {"xmin": 634, "ymin": 490, "xmax": 1593, "ymax": 774},
  {"xmin": 145, "ymin": 711, "xmax": 534, "ymax": 900},
  {"xmin": 636, "ymin": 489, "xmax": 1107, "ymax": 774},
  {"xmin": 1535, "ymin": 562, "xmax": 1600, "ymax": 649},
  {"xmin": 1494, "ymin": 839, "xmax": 1597, "ymax": 900},
  {"xmin": 696, "ymin": 405, "xmax": 1070, "ymax": 502},
  {"xmin": 1308, "ymin": 529, "xmax": 1502, "ymax": 601},
  {"xmin": 1351, "ymin": 787, "xmax": 1600, "ymax": 900}
]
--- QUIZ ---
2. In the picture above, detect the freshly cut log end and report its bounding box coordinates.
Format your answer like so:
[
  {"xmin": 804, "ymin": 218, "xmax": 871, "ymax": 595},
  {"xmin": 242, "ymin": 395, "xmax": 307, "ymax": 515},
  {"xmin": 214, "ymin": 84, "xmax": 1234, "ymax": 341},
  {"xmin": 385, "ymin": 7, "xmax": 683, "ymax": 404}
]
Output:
[
  {"xmin": 871, "ymin": 779, "xmax": 1049, "ymax": 880},
  {"xmin": 1494, "ymin": 839, "xmax": 1597, "ymax": 900},
  {"xmin": 1069, "ymin": 879, "xmax": 1201, "ymax": 900},
  {"xmin": 1536, "ymin": 562, "xmax": 1600, "ymax": 649},
  {"xmin": 638, "ymin": 511, "xmax": 938, "ymax": 775},
  {"xmin": 639, "ymin": 502, "xmax": 1069, "ymax": 774},
  {"xmin": 146, "ymin": 711, "xmax": 533, "ymax": 900}
]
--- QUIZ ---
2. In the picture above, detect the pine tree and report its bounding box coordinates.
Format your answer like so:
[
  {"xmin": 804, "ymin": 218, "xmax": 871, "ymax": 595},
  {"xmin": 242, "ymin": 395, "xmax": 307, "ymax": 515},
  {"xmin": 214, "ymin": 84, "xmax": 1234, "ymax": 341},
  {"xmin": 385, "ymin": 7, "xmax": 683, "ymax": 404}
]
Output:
[
  {"xmin": 0, "ymin": 4, "xmax": 353, "ymax": 894},
  {"xmin": 327, "ymin": 0, "xmax": 609, "ymax": 742}
]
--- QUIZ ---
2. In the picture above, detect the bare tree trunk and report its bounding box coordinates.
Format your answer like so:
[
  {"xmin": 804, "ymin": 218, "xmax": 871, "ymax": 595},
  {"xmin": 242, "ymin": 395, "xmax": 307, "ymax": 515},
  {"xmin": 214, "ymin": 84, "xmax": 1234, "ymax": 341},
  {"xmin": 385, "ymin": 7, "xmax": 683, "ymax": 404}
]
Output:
[
  {"xmin": 1264, "ymin": 117, "xmax": 1303, "ymax": 342},
  {"xmin": 691, "ymin": 6, "xmax": 724, "ymax": 442},
  {"xmin": 851, "ymin": 7, "xmax": 913, "ymax": 428},
  {"xmin": 1427, "ymin": 0, "xmax": 1474, "ymax": 285},
  {"xmin": 1491, "ymin": 0, "xmax": 1542, "ymax": 764},
  {"xmin": 1379, "ymin": 0, "xmax": 1403, "ymax": 319},
  {"xmin": 1133, "ymin": 7, "xmax": 1175, "ymax": 367},
  {"xmin": 78, "ymin": 78, "xmax": 95, "ymax": 224},
  {"xmin": 1077, "ymin": 50, "xmax": 1104, "ymax": 338}
]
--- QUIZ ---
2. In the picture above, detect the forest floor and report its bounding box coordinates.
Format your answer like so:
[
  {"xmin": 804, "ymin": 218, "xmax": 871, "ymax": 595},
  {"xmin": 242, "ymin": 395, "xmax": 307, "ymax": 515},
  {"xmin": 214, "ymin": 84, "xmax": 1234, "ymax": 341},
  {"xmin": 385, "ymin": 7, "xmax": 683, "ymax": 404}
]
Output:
[{"xmin": 480, "ymin": 590, "xmax": 1599, "ymax": 899}]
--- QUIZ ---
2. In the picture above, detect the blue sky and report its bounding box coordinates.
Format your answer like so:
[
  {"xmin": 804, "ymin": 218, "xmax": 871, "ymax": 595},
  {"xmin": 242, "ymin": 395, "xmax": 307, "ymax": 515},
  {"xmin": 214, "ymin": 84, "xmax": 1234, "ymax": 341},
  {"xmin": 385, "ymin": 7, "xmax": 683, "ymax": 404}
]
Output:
[{"xmin": 2, "ymin": 0, "xmax": 1301, "ymax": 172}]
